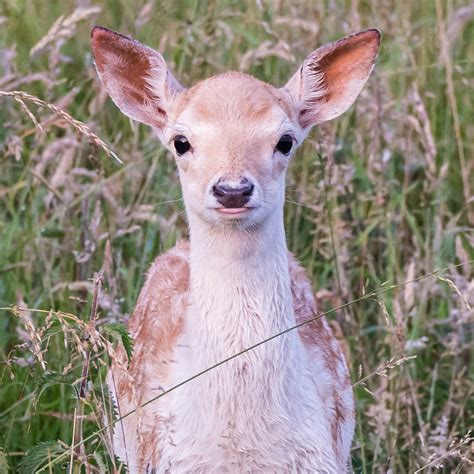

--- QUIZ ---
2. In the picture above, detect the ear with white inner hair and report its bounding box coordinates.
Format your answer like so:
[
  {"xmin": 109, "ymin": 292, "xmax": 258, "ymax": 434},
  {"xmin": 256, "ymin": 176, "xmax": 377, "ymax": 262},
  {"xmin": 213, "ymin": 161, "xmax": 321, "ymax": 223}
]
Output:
[
  {"xmin": 283, "ymin": 29, "xmax": 381, "ymax": 129},
  {"xmin": 90, "ymin": 26, "xmax": 184, "ymax": 129}
]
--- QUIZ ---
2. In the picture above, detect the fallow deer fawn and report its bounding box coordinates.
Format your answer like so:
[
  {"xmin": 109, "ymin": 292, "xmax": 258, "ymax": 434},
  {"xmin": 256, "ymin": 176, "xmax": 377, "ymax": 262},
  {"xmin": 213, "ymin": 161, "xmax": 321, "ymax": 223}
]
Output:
[{"xmin": 91, "ymin": 26, "xmax": 380, "ymax": 473}]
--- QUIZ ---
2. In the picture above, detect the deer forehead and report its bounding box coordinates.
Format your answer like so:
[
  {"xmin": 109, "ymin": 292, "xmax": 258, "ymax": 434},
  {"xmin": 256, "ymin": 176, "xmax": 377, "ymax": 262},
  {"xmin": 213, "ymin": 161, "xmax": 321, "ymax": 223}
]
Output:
[{"xmin": 169, "ymin": 73, "xmax": 298, "ymax": 147}]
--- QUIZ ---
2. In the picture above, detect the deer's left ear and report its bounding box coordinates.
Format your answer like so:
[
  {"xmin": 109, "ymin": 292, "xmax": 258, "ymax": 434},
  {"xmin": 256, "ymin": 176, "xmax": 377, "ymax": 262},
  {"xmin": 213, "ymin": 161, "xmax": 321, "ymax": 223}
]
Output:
[{"xmin": 283, "ymin": 29, "xmax": 380, "ymax": 128}]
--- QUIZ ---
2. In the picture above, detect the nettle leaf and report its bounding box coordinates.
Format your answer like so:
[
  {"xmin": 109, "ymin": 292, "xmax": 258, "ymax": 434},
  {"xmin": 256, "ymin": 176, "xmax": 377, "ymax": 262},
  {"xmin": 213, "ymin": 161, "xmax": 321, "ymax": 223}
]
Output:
[
  {"xmin": 91, "ymin": 382, "xmax": 114, "ymax": 415},
  {"xmin": 18, "ymin": 441, "xmax": 66, "ymax": 474},
  {"xmin": 93, "ymin": 450, "xmax": 107, "ymax": 473},
  {"xmin": 35, "ymin": 371, "xmax": 77, "ymax": 402},
  {"xmin": 102, "ymin": 323, "xmax": 134, "ymax": 363}
]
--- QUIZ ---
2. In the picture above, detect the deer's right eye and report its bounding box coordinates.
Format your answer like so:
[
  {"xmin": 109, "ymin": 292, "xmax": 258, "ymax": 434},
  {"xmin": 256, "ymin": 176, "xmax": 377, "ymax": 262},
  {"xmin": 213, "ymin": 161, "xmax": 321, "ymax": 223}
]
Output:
[
  {"xmin": 174, "ymin": 135, "xmax": 191, "ymax": 155},
  {"xmin": 275, "ymin": 134, "xmax": 293, "ymax": 155}
]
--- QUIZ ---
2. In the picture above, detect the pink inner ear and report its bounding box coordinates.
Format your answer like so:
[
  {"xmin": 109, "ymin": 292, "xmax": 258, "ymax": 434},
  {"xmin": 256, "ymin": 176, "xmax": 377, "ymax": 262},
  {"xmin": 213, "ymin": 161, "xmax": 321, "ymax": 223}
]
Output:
[
  {"xmin": 91, "ymin": 27, "xmax": 169, "ymax": 127},
  {"xmin": 290, "ymin": 29, "xmax": 380, "ymax": 128},
  {"xmin": 318, "ymin": 33, "xmax": 380, "ymax": 101},
  {"xmin": 92, "ymin": 27, "xmax": 156, "ymax": 100}
]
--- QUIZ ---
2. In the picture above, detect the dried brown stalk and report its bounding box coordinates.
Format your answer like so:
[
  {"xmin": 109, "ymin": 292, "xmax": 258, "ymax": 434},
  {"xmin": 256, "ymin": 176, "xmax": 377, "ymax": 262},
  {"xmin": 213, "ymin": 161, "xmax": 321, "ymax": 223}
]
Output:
[
  {"xmin": 0, "ymin": 90, "xmax": 122, "ymax": 164},
  {"xmin": 30, "ymin": 6, "xmax": 101, "ymax": 57}
]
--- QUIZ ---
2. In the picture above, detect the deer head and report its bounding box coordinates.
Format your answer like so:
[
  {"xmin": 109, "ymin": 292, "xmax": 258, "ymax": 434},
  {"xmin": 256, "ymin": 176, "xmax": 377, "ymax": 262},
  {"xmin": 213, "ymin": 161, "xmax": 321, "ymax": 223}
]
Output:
[{"xmin": 91, "ymin": 27, "xmax": 380, "ymax": 230}]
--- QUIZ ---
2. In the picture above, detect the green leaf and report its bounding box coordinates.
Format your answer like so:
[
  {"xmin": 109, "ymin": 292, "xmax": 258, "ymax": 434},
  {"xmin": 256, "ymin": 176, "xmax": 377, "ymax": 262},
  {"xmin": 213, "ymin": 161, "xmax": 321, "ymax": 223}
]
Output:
[
  {"xmin": 18, "ymin": 441, "xmax": 66, "ymax": 474},
  {"xmin": 35, "ymin": 371, "xmax": 77, "ymax": 402},
  {"xmin": 91, "ymin": 382, "xmax": 114, "ymax": 415},
  {"xmin": 93, "ymin": 450, "xmax": 107, "ymax": 473},
  {"xmin": 102, "ymin": 323, "xmax": 134, "ymax": 363}
]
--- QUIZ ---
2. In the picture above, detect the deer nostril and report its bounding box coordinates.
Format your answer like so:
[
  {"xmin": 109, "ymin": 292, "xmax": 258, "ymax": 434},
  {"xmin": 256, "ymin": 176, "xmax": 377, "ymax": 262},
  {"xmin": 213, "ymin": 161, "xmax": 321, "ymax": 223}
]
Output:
[
  {"xmin": 242, "ymin": 183, "xmax": 254, "ymax": 197},
  {"xmin": 212, "ymin": 184, "xmax": 226, "ymax": 198},
  {"xmin": 239, "ymin": 178, "xmax": 254, "ymax": 197}
]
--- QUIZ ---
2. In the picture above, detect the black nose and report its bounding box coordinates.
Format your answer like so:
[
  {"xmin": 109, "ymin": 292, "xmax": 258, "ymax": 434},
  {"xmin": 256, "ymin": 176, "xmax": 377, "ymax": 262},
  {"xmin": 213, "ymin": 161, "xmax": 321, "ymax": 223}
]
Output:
[{"xmin": 212, "ymin": 178, "xmax": 254, "ymax": 208}]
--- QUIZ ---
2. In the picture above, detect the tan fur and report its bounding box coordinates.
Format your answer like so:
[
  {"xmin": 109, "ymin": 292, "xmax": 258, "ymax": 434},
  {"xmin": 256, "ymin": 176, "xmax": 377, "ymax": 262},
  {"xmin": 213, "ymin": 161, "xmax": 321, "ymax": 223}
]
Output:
[{"xmin": 172, "ymin": 72, "xmax": 297, "ymax": 124}]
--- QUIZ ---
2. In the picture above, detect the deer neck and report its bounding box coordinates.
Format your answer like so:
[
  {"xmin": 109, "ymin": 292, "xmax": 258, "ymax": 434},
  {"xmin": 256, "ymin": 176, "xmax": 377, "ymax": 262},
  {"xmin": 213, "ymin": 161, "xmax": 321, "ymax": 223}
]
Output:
[{"xmin": 185, "ymin": 207, "xmax": 300, "ymax": 368}]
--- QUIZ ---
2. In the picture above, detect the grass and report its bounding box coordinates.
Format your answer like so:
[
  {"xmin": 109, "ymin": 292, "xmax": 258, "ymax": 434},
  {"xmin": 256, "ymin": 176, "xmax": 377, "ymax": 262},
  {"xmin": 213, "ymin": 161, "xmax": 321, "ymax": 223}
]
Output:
[{"xmin": 0, "ymin": 0, "xmax": 473, "ymax": 472}]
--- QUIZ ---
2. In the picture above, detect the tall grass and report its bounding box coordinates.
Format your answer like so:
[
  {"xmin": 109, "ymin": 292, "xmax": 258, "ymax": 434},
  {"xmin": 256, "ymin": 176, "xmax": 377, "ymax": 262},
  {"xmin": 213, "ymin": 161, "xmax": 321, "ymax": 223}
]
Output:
[{"xmin": 0, "ymin": 0, "xmax": 473, "ymax": 472}]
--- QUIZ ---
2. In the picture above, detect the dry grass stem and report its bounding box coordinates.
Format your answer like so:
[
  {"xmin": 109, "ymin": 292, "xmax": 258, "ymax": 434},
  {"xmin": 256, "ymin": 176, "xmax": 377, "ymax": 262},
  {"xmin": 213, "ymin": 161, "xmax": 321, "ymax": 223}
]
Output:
[
  {"xmin": 30, "ymin": 6, "xmax": 102, "ymax": 57},
  {"xmin": 0, "ymin": 90, "xmax": 122, "ymax": 164}
]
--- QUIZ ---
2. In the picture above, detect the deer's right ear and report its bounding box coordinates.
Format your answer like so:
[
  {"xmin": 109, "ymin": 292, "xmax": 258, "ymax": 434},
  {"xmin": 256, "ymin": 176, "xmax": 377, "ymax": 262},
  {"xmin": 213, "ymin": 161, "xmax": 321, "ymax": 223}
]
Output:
[
  {"xmin": 283, "ymin": 29, "xmax": 380, "ymax": 129},
  {"xmin": 91, "ymin": 26, "xmax": 184, "ymax": 129}
]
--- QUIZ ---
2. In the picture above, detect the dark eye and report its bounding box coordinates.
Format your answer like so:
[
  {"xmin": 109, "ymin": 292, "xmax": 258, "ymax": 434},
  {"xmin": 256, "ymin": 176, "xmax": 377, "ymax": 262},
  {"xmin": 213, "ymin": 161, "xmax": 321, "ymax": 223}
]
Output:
[
  {"xmin": 174, "ymin": 135, "xmax": 191, "ymax": 155},
  {"xmin": 275, "ymin": 134, "xmax": 293, "ymax": 155}
]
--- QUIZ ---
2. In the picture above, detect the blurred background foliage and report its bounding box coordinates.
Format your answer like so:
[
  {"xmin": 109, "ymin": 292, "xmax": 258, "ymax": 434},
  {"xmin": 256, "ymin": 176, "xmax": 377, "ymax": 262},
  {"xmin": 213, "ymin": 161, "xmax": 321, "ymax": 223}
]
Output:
[{"xmin": 0, "ymin": 0, "xmax": 473, "ymax": 472}]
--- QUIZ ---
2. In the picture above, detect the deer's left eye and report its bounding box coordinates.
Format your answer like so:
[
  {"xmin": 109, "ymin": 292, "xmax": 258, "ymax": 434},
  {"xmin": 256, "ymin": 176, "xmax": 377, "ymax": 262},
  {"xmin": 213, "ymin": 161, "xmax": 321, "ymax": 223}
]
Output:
[{"xmin": 275, "ymin": 134, "xmax": 293, "ymax": 155}]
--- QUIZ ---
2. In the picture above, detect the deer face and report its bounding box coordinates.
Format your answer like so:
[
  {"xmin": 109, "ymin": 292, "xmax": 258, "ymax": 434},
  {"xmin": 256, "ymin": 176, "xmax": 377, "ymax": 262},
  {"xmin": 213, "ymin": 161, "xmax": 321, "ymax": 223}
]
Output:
[
  {"xmin": 161, "ymin": 73, "xmax": 300, "ymax": 227},
  {"xmin": 91, "ymin": 27, "xmax": 380, "ymax": 229}
]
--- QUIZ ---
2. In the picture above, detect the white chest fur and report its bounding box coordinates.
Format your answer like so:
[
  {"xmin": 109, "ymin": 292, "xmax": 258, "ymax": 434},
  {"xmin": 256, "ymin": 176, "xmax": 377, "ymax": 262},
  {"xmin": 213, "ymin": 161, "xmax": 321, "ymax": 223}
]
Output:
[{"xmin": 155, "ymin": 215, "xmax": 341, "ymax": 473}]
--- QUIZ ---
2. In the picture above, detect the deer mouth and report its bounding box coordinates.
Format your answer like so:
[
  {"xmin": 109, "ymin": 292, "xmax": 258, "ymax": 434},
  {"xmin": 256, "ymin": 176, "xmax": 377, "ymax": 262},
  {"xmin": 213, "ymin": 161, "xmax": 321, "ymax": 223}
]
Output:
[{"xmin": 216, "ymin": 207, "xmax": 251, "ymax": 215}]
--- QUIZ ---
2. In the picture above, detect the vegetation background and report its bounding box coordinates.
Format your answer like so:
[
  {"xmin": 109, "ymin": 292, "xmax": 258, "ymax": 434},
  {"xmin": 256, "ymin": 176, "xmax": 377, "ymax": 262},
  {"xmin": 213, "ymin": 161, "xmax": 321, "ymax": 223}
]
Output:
[{"xmin": 0, "ymin": 0, "xmax": 473, "ymax": 472}]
